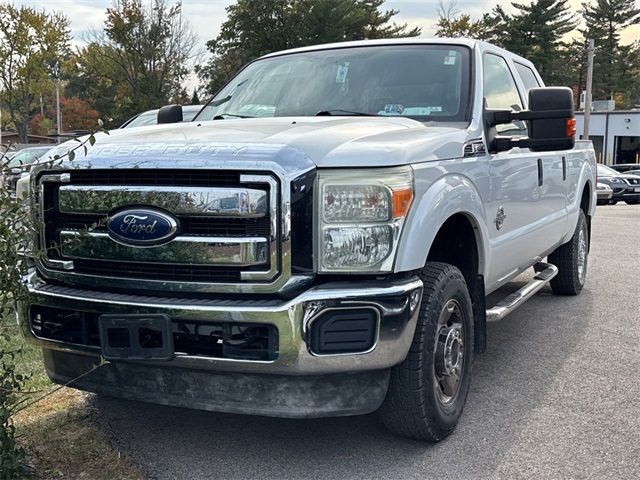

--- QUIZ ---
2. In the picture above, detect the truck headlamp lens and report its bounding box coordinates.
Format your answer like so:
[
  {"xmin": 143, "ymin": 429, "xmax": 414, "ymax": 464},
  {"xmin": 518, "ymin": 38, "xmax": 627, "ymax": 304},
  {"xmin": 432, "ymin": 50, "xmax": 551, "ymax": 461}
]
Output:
[
  {"xmin": 323, "ymin": 225, "xmax": 393, "ymax": 269},
  {"xmin": 317, "ymin": 167, "xmax": 413, "ymax": 273},
  {"xmin": 323, "ymin": 185, "xmax": 390, "ymax": 222}
]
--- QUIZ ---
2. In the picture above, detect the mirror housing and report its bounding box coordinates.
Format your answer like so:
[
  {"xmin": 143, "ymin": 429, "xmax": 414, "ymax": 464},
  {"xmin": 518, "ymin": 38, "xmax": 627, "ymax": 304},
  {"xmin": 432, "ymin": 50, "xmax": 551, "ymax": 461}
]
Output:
[
  {"xmin": 157, "ymin": 104, "xmax": 183, "ymax": 124},
  {"xmin": 485, "ymin": 87, "xmax": 576, "ymax": 153}
]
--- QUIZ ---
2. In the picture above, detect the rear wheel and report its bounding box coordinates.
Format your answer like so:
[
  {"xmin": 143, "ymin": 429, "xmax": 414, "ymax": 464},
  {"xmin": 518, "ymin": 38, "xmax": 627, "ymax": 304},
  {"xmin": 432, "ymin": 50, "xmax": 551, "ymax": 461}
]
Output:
[
  {"xmin": 548, "ymin": 209, "xmax": 588, "ymax": 295},
  {"xmin": 379, "ymin": 262, "xmax": 474, "ymax": 442}
]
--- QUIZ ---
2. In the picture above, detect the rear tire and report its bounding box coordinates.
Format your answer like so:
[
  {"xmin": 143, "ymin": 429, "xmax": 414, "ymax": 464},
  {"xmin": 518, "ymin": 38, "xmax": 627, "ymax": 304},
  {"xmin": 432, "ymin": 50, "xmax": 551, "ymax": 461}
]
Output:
[
  {"xmin": 379, "ymin": 262, "xmax": 474, "ymax": 442},
  {"xmin": 548, "ymin": 209, "xmax": 589, "ymax": 295}
]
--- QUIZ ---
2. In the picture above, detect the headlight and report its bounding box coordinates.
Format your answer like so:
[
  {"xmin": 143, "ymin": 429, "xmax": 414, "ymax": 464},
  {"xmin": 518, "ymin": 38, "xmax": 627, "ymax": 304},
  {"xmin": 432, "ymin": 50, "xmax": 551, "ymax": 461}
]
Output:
[
  {"xmin": 15, "ymin": 174, "xmax": 33, "ymax": 258},
  {"xmin": 317, "ymin": 167, "xmax": 413, "ymax": 273}
]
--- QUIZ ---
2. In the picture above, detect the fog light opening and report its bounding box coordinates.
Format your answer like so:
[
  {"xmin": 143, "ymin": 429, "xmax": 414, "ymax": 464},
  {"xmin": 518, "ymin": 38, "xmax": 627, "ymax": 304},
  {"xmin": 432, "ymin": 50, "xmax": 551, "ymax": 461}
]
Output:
[{"xmin": 409, "ymin": 289, "xmax": 422, "ymax": 315}]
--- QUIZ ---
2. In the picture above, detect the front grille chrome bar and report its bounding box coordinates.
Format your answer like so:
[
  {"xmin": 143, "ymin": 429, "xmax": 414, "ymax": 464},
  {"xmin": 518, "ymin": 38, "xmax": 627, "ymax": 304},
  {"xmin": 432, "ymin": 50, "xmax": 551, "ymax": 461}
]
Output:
[
  {"xmin": 58, "ymin": 185, "xmax": 269, "ymax": 217},
  {"xmin": 59, "ymin": 231, "xmax": 269, "ymax": 267}
]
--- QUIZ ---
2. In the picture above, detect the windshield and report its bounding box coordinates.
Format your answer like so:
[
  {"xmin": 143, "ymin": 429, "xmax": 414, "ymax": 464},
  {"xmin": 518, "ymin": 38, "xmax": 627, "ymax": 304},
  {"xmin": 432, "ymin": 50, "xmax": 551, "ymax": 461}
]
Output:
[
  {"xmin": 8, "ymin": 147, "xmax": 52, "ymax": 168},
  {"xmin": 597, "ymin": 164, "xmax": 619, "ymax": 177},
  {"xmin": 196, "ymin": 45, "xmax": 471, "ymax": 122}
]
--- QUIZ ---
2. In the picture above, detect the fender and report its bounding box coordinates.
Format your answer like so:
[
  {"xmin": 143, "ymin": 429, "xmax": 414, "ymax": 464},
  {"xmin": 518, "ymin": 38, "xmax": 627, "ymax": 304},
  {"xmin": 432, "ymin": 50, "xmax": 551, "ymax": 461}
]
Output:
[
  {"xmin": 561, "ymin": 147, "xmax": 596, "ymax": 245},
  {"xmin": 395, "ymin": 170, "xmax": 490, "ymax": 278}
]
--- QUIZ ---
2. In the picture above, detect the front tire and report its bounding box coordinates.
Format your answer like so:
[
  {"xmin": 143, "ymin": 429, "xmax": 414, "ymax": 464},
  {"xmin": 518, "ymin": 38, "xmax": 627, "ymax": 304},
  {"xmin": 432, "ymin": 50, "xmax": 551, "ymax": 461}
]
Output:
[
  {"xmin": 548, "ymin": 209, "xmax": 589, "ymax": 295},
  {"xmin": 379, "ymin": 262, "xmax": 474, "ymax": 442},
  {"xmin": 624, "ymin": 198, "xmax": 640, "ymax": 205}
]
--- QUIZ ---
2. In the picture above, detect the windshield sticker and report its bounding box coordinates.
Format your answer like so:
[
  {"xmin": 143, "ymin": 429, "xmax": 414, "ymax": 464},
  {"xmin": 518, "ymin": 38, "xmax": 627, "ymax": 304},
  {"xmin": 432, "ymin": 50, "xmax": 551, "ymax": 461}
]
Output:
[
  {"xmin": 336, "ymin": 62, "xmax": 350, "ymax": 84},
  {"xmin": 378, "ymin": 106, "xmax": 443, "ymax": 116},
  {"xmin": 382, "ymin": 104, "xmax": 404, "ymax": 115},
  {"xmin": 444, "ymin": 55, "xmax": 457, "ymax": 66}
]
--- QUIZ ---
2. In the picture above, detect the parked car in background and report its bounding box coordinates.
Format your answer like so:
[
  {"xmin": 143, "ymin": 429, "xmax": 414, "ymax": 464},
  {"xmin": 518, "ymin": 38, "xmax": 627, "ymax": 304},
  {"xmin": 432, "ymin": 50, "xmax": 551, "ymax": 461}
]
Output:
[
  {"xmin": 2, "ymin": 145, "xmax": 53, "ymax": 198},
  {"xmin": 596, "ymin": 182, "xmax": 613, "ymax": 205},
  {"xmin": 609, "ymin": 163, "xmax": 640, "ymax": 174},
  {"xmin": 596, "ymin": 164, "xmax": 640, "ymax": 205},
  {"xmin": 120, "ymin": 105, "xmax": 203, "ymax": 128}
]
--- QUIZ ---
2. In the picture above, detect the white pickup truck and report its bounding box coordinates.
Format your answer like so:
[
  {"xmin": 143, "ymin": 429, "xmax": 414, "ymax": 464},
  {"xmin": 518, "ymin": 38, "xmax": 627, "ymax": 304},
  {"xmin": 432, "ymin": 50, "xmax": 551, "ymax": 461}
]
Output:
[{"xmin": 19, "ymin": 38, "xmax": 596, "ymax": 441}]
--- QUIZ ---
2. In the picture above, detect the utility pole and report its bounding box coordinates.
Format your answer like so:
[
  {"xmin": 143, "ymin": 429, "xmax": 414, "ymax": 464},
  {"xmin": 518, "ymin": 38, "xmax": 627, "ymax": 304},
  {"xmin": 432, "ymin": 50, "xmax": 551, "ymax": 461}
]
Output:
[
  {"xmin": 583, "ymin": 39, "xmax": 595, "ymax": 140},
  {"xmin": 55, "ymin": 77, "xmax": 61, "ymax": 142}
]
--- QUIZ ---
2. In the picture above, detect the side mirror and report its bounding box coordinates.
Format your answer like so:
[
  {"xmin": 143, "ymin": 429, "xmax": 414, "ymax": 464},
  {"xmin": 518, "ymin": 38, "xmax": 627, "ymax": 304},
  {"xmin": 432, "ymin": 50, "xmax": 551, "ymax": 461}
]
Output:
[
  {"xmin": 485, "ymin": 87, "xmax": 576, "ymax": 153},
  {"xmin": 157, "ymin": 104, "xmax": 183, "ymax": 124}
]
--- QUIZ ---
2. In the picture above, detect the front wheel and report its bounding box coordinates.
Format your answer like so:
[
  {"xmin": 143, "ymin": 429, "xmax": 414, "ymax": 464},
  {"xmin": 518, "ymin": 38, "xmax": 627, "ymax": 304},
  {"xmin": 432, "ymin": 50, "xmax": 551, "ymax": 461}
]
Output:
[
  {"xmin": 624, "ymin": 198, "xmax": 640, "ymax": 205},
  {"xmin": 548, "ymin": 209, "xmax": 589, "ymax": 295},
  {"xmin": 379, "ymin": 262, "xmax": 474, "ymax": 442}
]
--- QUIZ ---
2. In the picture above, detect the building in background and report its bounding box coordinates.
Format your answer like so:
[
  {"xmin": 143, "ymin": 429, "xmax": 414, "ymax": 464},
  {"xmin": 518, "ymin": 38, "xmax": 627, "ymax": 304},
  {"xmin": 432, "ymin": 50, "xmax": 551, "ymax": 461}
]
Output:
[{"xmin": 575, "ymin": 111, "xmax": 640, "ymax": 165}]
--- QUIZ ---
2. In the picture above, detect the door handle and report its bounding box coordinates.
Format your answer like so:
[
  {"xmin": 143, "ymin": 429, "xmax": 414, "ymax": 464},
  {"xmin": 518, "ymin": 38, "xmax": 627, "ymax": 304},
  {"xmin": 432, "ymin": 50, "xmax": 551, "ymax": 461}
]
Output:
[
  {"xmin": 562, "ymin": 156, "xmax": 567, "ymax": 181},
  {"xmin": 537, "ymin": 158, "xmax": 543, "ymax": 187}
]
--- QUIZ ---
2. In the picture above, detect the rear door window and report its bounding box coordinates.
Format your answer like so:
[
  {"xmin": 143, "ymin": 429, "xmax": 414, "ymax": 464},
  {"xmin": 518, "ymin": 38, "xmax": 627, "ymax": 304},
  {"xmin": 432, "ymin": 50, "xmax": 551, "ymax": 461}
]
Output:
[{"xmin": 514, "ymin": 62, "xmax": 542, "ymax": 93}]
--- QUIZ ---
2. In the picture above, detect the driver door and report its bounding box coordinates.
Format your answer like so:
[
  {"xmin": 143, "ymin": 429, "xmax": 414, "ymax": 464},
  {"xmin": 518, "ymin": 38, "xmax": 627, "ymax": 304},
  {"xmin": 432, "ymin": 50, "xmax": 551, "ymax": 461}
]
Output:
[{"xmin": 483, "ymin": 53, "xmax": 552, "ymax": 287}]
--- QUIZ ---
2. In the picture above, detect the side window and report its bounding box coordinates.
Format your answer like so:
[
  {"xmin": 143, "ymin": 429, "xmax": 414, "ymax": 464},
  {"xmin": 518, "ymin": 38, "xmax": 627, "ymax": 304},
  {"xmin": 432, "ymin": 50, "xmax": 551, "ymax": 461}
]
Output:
[
  {"xmin": 514, "ymin": 62, "xmax": 542, "ymax": 94},
  {"xmin": 483, "ymin": 53, "xmax": 526, "ymax": 136}
]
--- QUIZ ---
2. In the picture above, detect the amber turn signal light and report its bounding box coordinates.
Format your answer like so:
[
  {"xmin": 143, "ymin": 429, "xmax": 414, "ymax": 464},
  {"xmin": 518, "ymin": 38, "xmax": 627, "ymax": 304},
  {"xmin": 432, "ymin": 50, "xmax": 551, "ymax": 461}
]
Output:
[
  {"xmin": 566, "ymin": 118, "xmax": 577, "ymax": 138},
  {"xmin": 392, "ymin": 187, "xmax": 413, "ymax": 219}
]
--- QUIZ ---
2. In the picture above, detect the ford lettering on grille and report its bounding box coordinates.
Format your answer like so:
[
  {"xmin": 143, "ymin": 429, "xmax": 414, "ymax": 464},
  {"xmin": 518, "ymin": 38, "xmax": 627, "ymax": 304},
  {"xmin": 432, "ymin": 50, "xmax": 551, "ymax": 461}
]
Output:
[{"xmin": 107, "ymin": 208, "xmax": 179, "ymax": 246}]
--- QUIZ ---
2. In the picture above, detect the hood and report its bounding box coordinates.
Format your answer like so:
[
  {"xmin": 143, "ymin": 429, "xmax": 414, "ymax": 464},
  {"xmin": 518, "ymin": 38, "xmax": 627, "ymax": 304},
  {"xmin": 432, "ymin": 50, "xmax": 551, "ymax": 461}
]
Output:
[{"xmin": 49, "ymin": 117, "xmax": 468, "ymax": 169}]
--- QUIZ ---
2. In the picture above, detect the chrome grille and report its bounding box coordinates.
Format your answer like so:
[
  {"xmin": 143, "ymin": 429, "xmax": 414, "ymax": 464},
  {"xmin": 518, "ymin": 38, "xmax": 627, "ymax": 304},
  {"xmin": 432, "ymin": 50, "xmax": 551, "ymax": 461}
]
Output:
[{"xmin": 36, "ymin": 169, "xmax": 282, "ymax": 292}]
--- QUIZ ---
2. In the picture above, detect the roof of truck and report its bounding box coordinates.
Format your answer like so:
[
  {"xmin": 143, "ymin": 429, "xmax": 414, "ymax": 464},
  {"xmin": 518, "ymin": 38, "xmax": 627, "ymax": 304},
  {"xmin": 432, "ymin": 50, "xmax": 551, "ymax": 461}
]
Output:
[
  {"xmin": 259, "ymin": 37, "xmax": 535, "ymax": 69},
  {"xmin": 263, "ymin": 38, "xmax": 508, "ymax": 57}
]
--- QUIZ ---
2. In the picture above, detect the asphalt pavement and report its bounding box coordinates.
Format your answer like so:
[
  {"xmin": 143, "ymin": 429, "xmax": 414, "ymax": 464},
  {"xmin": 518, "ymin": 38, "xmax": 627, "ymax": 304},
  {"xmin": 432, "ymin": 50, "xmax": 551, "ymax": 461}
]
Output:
[{"xmin": 91, "ymin": 204, "xmax": 640, "ymax": 480}]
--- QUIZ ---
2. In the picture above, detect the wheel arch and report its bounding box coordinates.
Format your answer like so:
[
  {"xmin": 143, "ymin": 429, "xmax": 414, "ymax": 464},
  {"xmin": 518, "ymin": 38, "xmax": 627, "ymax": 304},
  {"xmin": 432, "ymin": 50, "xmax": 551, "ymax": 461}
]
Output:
[{"xmin": 395, "ymin": 174, "xmax": 491, "ymax": 353}]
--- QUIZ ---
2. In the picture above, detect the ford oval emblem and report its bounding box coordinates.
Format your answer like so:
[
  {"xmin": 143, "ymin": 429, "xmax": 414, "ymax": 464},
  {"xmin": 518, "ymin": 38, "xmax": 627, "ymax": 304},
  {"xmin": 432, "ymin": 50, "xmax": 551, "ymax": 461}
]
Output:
[{"xmin": 107, "ymin": 208, "xmax": 179, "ymax": 247}]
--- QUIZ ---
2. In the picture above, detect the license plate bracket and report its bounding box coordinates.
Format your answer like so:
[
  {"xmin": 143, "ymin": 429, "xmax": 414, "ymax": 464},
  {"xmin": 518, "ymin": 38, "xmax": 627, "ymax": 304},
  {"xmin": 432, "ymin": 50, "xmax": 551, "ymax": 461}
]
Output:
[{"xmin": 98, "ymin": 314, "xmax": 174, "ymax": 361}]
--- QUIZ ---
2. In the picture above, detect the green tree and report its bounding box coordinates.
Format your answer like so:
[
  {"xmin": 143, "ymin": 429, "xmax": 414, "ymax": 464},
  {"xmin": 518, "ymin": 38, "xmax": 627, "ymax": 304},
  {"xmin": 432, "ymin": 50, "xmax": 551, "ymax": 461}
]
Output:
[
  {"xmin": 434, "ymin": 1, "xmax": 499, "ymax": 41},
  {"xmin": 0, "ymin": 5, "xmax": 71, "ymax": 142},
  {"xmin": 490, "ymin": 0, "xmax": 578, "ymax": 86},
  {"xmin": 191, "ymin": 88, "xmax": 200, "ymax": 105},
  {"xmin": 581, "ymin": 0, "xmax": 640, "ymax": 107},
  {"xmin": 68, "ymin": 0, "xmax": 197, "ymax": 125},
  {"xmin": 197, "ymin": 0, "xmax": 421, "ymax": 95},
  {"xmin": 64, "ymin": 43, "xmax": 123, "ymax": 126}
]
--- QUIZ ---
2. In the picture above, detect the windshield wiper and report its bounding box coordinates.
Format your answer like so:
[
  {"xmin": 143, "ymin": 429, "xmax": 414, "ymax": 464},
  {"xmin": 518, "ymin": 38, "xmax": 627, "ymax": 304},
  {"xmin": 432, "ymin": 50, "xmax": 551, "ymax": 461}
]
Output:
[
  {"xmin": 208, "ymin": 79, "xmax": 249, "ymax": 108},
  {"xmin": 316, "ymin": 109, "xmax": 377, "ymax": 117},
  {"xmin": 213, "ymin": 113, "xmax": 255, "ymax": 119}
]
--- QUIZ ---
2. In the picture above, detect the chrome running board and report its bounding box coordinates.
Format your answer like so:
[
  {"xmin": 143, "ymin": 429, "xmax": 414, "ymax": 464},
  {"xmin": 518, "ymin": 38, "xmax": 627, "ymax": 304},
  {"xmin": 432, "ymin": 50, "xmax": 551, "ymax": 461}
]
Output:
[{"xmin": 486, "ymin": 262, "xmax": 558, "ymax": 322}]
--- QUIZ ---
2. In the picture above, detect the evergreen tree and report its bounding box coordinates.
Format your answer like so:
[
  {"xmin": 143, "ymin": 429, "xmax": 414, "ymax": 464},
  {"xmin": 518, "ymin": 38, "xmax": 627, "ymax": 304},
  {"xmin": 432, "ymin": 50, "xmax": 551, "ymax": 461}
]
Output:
[
  {"xmin": 490, "ymin": 0, "xmax": 578, "ymax": 86},
  {"xmin": 191, "ymin": 88, "xmax": 200, "ymax": 105},
  {"xmin": 434, "ymin": 1, "xmax": 499, "ymax": 41},
  {"xmin": 581, "ymin": 0, "xmax": 640, "ymax": 107}
]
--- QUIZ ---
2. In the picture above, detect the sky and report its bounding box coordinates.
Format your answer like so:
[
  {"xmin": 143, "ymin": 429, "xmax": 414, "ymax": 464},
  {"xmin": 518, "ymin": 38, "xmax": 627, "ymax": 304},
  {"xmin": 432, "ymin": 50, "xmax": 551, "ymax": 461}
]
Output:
[
  {"xmin": 12, "ymin": 0, "xmax": 640, "ymax": 89},
  {"xmin": 14, "ymin": 0, "xmax": 640, "ymax": 48}
]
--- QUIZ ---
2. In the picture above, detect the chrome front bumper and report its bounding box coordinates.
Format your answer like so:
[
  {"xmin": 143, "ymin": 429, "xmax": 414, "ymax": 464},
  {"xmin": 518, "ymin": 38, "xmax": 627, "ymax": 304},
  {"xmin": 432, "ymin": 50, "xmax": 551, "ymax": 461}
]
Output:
[{"xmin": 18, "ymin": 273, "xmax": 423, "ymax": 375}]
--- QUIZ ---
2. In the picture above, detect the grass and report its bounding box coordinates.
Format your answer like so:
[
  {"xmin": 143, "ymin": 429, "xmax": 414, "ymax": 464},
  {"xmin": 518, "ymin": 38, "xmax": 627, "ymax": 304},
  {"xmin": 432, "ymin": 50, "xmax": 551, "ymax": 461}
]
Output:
[{"xmin": 2, "ymin": 324, "xmax": 143, "ymax": 480}]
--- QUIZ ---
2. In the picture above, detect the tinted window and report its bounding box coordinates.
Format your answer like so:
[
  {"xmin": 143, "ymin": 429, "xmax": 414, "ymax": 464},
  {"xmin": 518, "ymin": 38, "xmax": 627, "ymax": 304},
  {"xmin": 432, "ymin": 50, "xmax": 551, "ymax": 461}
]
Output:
[
  {"xmin": 197, "ymin": 45, "xmax": 472, "ymax": 123},
  {"xmin": 483, "ymin": 53, "xmax": 526, "ymax": 136},
  {"xmin": 514, "ymin": 62, "xmax": 541, "ymax": 92}
]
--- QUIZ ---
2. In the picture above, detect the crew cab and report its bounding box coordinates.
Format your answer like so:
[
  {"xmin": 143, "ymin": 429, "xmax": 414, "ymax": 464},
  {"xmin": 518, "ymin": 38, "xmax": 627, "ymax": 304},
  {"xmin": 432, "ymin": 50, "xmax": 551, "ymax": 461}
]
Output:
[{"xmin": 18, "ymin": 39, "xmax": 596, "ymax": 441}]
